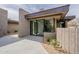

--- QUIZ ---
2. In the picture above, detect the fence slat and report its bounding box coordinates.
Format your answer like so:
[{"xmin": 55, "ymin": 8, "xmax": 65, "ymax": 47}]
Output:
[
  {"xmin": 56, "ymin": 27, "xmax": 79, "ymax": 53},
  {"xmin": 64, "ymin": 28, "xmax": 69, "ymax": 53},
  {"xmin": 56, "ymin": 28, "xmax": 62, "ymax": 47}
]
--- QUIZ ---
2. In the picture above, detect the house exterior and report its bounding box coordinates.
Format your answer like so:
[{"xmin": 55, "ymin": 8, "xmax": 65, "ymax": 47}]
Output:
[
  {"xmin": 19, "ymin": 5, "xmax": 75, "ymax": 37},
  {"xmin": 7, "ymin": 19, "xmax": 19, "ymax": 34},
  {"xmin": 0, "ymin": 8, "xmax": 19, "ymax": 36},
  {"xmin": 0, "ymin": 8, "xmax": 8, "ymax": 37},
  {"xmin": 67, "ymin": 18, "xmax": 79, "ymax": 27}
]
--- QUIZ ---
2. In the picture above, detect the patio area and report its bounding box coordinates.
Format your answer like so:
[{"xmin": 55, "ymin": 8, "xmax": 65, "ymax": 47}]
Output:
[{"xmin": 0, "ymin": 35, "xmax": 48, "ymax": 54}]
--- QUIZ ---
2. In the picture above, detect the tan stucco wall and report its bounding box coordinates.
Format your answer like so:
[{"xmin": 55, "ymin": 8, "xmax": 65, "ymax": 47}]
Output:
[
  {"xmin": 0, "ymin": 8, "xmax": 7, "ymax": 37},
  {"xmin": 19, "ymin": 8, "xmax": 30, "ymax": 37},
  {"xmin": 67, "ymin": 19, "xmax": 79, "ymax": 28},
  {"xmin": 44, "ymin": 32, "xmax": 56, "ymax": 44},
  {"xmin": 7, "ymin": 23, "xmax": 18, "ymax": 34}
]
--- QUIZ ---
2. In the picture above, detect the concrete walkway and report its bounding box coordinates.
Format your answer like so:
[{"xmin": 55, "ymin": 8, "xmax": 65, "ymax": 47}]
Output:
[{"xmin": 0, "ymin": 35, "xmax": 48, "ymax": 54}]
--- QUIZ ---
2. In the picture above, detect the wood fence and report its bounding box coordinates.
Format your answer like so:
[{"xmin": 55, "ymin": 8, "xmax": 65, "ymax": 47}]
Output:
[{"xmin": 56, "ymin": 27, "xmax": 79, "ymax": 53}]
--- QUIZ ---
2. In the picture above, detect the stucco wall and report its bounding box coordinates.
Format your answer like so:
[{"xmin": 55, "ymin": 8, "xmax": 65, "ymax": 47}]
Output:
[
  {"xmin": 67, "ymin": 19, "xmax": 79, "ymax": 28},
  {"xmin": 44, "ymin": 32, "xmax": 56, "ymax": 44},
  {"xmin": 0, "ymin": 8, "xmax": 7, "ymax": 37},
  {"xmin": 19, "ymin": 8, "xmax": 30, "ymax": 37},
  {"xmin": 7, "ymin": 23, "xmax": 18, "ymax": 34}
]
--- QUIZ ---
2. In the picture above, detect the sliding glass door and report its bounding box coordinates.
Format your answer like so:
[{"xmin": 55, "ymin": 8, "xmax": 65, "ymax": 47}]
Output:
[
  {"xmin": 30, "ymin": 20, "xmax": 38, "ymax": 35},
  {"xmin": 30, "ymin": 20, "xmax": 44, "ymax": 36}
]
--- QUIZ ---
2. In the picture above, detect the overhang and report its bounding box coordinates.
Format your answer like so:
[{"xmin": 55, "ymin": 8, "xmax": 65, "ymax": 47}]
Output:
[
  {"xmin": 25, "ymin": 5, "xmax": 70, "ymax": 19},
  {"xmin": 59, "ymin": 16, "xmax": 75, "ymax": 22}
]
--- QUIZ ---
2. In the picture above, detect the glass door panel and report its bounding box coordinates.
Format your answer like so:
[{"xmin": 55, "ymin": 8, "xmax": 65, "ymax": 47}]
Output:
[{"xmin": 30, "ymin": 20, "xmax": 44, "ymax": 36}]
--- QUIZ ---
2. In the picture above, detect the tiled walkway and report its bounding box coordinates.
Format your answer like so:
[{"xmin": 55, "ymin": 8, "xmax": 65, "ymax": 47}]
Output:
[{"xmin": 0, "ymin": 35, "xmax": 48, "ymax": 54}]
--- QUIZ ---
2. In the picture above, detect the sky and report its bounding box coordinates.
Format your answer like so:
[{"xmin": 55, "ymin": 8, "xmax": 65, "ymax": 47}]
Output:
[{"xmin": 0, "ymin": 4, "xmax": 79, "ymax": 21}]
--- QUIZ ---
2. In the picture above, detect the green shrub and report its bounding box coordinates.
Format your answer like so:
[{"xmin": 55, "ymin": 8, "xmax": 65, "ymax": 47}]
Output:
[
  {"xmin": 47, "ymin": 37, "xmax": 60, "ymax": 48},
  {"xmin": 14, "ymin": 30, "xmax": 18, "ymax": 32}
]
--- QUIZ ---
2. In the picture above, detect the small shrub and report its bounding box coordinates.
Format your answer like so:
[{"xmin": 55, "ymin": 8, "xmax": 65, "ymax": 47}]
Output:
[
  {"xmin": 47, "ymin": 37, "xmax": 60, "ymax": 48},
  {"xmin": 14, "ymin": 30, "xmax": 18, "ymax": 32},
  {"xmin": 7, "ymin": 31, "xmax": 10, "ymax": 33},
  {"xmin": 47, "ymin": 38, "xmax": 50, "ymax": 42}
]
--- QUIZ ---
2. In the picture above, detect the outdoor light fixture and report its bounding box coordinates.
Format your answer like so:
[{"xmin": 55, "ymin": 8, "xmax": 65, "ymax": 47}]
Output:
[{"xmin": 24, "ymin": 15, "xmax": 30, "ymax": 20}]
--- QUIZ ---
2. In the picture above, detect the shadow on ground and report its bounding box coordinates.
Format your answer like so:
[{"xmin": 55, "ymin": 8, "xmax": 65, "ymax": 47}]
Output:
[
  {"xmin": 22, "ymin": 36, "xmax": 43, "ymax": 43},
  {"xmin": 0, "ymin": 35, "xmax": 44, "ymax": 47},
  {"xmin": 0, "ymin": 35, "xmax": 22, "ymax": 47}
]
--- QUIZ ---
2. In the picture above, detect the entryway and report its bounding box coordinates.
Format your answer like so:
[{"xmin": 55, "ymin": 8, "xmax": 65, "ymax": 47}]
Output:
[
  {"xmin": 30, "ymin": 19, "xmax": 53, "ymax": 36},
  {"xmin": 30, "ymin": 20, "xmax": 44, "ymax": 36}
]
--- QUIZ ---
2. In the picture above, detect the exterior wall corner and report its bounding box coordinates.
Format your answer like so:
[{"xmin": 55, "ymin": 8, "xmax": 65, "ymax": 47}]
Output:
[{"xmin": 19, "ymin": 8, "xmax": 30, "ymax": 37}]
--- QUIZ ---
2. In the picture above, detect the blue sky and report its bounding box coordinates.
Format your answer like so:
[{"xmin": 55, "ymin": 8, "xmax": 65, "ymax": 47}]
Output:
[{"xmin": 0, "ymin": 4, "xmax": 79, "ymax": 21}]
